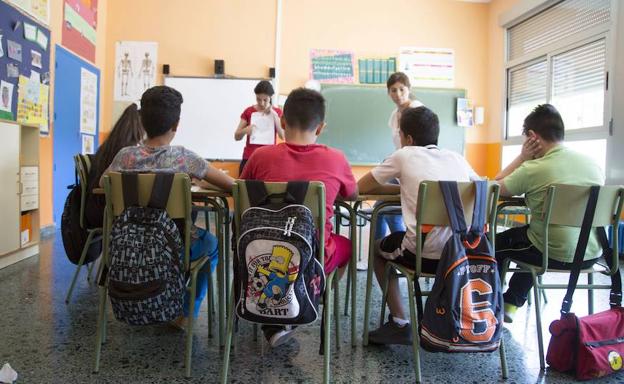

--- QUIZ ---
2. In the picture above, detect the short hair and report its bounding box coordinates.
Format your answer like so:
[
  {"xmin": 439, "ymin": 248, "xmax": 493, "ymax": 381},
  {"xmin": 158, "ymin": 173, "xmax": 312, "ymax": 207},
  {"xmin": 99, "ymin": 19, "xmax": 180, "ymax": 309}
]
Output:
[
  {"xmin": 140, "ymin": 86, "xmax": 183, "ymax": 138},
  {"xmin": 522, "ymin": 104, "xmax": 565, "ymax": 142},
  {"xmin": 400, "ymin": 106, "xmax": 439, "ymax": 146},
  {"xmin": 254, "ymin": 80, "xmax": 275, "ymax": 96},
  {"xmin": 283, "ymin": 88, "xmax": 325, "ymax": 131},
  {"xmin": 386, "ymin": 72, "xmax": 411, "ymax": 90}
]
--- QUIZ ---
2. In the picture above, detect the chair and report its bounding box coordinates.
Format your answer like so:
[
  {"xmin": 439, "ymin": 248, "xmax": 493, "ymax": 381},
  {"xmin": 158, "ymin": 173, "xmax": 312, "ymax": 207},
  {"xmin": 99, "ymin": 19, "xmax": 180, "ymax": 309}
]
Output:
[
  {"xmin": 500, "ymin": 184, "xmax": 624, "ymax": 370},
  {"xmin": 65, "ymin": 154, "xmax": 102, "ymax": 304},
  {"xmin": 378, "ymin": 181, "xmax": 507, "ymax": 383},
  {"xmin": 94, "ymin": 172, "xmax": 215, "ymax": 377},
  {"xmin": 220, "ymin": 180, "xmax": 338, "ymax": 384}
]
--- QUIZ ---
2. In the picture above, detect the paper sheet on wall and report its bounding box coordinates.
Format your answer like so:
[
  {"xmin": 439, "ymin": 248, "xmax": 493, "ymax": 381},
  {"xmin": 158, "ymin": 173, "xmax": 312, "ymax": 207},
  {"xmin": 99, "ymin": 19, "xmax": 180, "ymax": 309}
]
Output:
[
  {"xmin": 80, "ymin": 67, "xmax": 97, "ymax": 134},
  {"xmin": 17, "ymin": 75, "xmax": 49, "ymax": 133},
  {"xmin": 82, "ymin": 134, "xmax": 94, "ymax": 154},
  {"xmin": 0, "ymin": 81, "xmax": 15, "ymax": 120},
  {"xmin": 249, "ymin": 112, "xmax": 275, "ymax": 145},
  {"xmin": 399, "ymin": 47, "xmax": 454, "ymax": 88},
  {"xmin": 114, "ymin": 41, "xmax": 158, "ymax": 103},
  {"xmin": 8, "ymin": 0, "xmax": 50, "ymax": 25}
]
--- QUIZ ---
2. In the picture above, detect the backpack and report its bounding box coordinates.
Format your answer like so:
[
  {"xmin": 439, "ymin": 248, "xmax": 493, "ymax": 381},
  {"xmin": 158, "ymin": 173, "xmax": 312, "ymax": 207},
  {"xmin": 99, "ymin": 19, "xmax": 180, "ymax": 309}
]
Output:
[
  {"xmin": 234, "ymin": 180, "xmax": 325, "ymax": 325},
  {"xmin": 420, "ymin": 180, "xmax": 503, "ymax": 352},
  {"xmin": 60, "ymin": 155, "xmax": 102, "ymax": 265},
  {"xmin": 106, "ymin": 173, "xmax": 186, "ymax": 325}
]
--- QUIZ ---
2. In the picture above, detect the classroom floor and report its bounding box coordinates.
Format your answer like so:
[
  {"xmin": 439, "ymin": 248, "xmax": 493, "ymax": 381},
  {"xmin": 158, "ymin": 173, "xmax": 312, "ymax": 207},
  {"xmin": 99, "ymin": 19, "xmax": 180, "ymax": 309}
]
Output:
[{"xmin": 1, "ymin": 230, "xmax": 623, "ymax": 384}]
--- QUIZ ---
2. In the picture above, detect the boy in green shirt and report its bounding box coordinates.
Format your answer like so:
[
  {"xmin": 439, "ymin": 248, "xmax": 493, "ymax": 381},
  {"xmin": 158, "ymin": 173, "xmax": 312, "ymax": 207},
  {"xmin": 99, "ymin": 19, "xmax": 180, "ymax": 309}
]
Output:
[{"xmin": 495, "ymin": 104, "xmax": 604, "ymax": 322}]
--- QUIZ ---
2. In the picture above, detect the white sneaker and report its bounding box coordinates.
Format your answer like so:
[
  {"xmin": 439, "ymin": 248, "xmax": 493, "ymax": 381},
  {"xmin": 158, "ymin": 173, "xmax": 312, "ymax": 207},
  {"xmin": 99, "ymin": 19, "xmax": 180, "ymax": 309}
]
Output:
[{"xmin": 269, "ymin": 326, "xmax": 296, "ymax": 348}]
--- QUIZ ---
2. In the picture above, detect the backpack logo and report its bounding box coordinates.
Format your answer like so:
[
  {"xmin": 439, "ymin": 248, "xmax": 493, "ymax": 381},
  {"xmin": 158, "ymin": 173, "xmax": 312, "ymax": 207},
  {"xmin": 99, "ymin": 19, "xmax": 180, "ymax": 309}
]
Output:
[{"xmin": 608, "ymin": 351, "xmax": 622, "ymax": 371}]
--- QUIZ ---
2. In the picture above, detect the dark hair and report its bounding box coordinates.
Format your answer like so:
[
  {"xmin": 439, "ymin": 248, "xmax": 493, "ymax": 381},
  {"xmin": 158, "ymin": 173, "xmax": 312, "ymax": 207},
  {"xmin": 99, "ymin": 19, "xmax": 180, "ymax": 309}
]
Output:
[
  {"xmin": 254, "ymin": 80, "xmax": 275, "ymax": 96},
  {"xmin": 283, "ymin": 88, "xmax": 325, "ymax": 131},
  {"xmin": 386, "ymin": 72, "xmax": 411, "ymax": 90},
  {"xmin": 522, "ymin": 104, "xmax": 565, "ymax": 142},
  {"xmin": 140, "ymin": 86, "xmax": 183, "ymax": 138},
  {"xmin": 90, "ymin": 103, "xmax": 144, "ymax": 186},
  {"xmin": 400, "ymin": 106, "xmax": 439, "ymax": 146}
]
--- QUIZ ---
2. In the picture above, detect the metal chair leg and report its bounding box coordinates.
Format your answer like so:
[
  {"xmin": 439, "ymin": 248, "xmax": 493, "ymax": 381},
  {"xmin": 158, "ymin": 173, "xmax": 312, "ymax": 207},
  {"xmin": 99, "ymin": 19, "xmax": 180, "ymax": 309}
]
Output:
[
  {"xmin": 499, "ymin": 331, "xmax": 508, "ymax": 379},
  {"xmin": 220, "ymin": 281, "xmax": 236, "ymax": 384},
  {"xmin": 66, "ymin": 230, "xmax": 98, "ymax": 303},
  {"xmin": 532, "ymin": 274, "xmax": 546, "ymax": 369},
  {"xmin": 323, "ymin": 273, "xmax": 333, "ymax": 384},
  {"xmin": 185, "ymin": 274, "xmax": 198, "ymax": 377},
  {"xmin": 93, "ymin": 286, "xmax": 107, "ymax": 373},
  {"xmin": 588, "ymin": 273, "xmax": 594, "ymax": 314},
  {"xmin": 406, "ymin": 275, "xmax": 422, "ymax": 383},
  {"xmin": 207, "ymin": 269, "xmax": 214, "ymax": 339},
  {"xmin": 379, "ymin": 263, "xmax": 392, "ymax": 327},
  {"xmin": 333, "ymin": 274, "xmax": 340, "ymax": 350},
  {"xmin": 344, "ymin": 264, "xmax": 350, "ymax": 316}
]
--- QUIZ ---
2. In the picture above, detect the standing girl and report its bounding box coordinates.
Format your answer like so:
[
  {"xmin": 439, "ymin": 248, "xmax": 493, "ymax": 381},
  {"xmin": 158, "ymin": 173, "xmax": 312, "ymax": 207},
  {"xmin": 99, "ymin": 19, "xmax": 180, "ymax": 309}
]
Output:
[{"xmin": 234, "ymin": 80, "xmax": 283, "ymax": 174}]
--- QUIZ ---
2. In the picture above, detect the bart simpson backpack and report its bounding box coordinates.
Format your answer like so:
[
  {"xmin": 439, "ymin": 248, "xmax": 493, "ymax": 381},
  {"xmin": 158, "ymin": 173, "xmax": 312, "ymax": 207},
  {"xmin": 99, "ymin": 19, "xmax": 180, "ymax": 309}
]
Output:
[
  {"xmin": 420, "ymin": 180, "xmax": 503, "ymax": 352},
  {"xmin": 234, "ymin": 180, "xmax": 325, "ymax": 325}
]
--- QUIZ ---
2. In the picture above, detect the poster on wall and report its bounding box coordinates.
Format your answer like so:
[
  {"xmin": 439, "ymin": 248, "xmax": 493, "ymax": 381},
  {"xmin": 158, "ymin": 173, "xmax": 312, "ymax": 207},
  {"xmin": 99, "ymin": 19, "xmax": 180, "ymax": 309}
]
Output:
[
  {"xmin": 62, "ymin": 0, "xmax": 97, "ymax": 62},
  {"xmin": 309, "ymin": 49, "xmax": 355, "ymax": 84},
  {"xmin": 81, "ymin": 134, "xmax": 94, "ymax": 154},
  {"xmin": 114, "ymin": 41, "xmax": 158, "ymax": 103},
  {"xmin": 80, "ymin": 67, "xmax": 97, "ymax": 134},
  {"xmin": 456, "ymin": 98, "xmax": 473, "ymax": 127},
  {"xmin": 16, "ymin": 74, "xmax": 49, "ymax": 133},
  {"xmin": 0, "ymin": 80, "xmax": 15, "ymax": 119},
  {"xmin": 8, "ymin": 0, "xmax": 49, "ymax": 26},
  {"xmin": 399, "ymin": 47, "xmax": 454, "ymax": 88}
]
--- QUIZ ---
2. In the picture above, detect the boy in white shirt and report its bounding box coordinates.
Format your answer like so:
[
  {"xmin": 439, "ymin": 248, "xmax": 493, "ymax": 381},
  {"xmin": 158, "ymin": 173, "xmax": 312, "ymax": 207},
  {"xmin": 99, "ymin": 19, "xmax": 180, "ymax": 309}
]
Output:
[{"xmin": 358, "ymin": 106, "xmax": 479, "ymax": 345}]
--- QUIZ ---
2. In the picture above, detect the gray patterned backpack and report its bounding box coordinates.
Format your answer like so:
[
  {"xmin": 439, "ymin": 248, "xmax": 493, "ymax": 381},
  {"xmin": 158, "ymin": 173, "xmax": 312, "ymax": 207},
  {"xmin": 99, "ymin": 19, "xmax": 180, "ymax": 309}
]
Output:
[
  {"xmin": 234, "ymin": 180, "xmax": 325, "ymax": 325},
  {"xmin": 107, "ymin": 173, "xmax": 185, "ymax": 325}
]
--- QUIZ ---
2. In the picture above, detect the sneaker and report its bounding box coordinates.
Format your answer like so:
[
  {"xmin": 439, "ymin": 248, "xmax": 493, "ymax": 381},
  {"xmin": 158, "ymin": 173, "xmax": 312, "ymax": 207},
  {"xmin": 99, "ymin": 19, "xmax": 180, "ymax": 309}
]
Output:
[
  {"xmin": 504, "ymin": 303, "xmax": 518, "ymax": 323},
  {"xmin": 263, "ymin": 325, "xmax": 296, "ymax": 348},
  {"xmin": 368, "ymin": 315, "xmax": 412, "ymax": 345}
]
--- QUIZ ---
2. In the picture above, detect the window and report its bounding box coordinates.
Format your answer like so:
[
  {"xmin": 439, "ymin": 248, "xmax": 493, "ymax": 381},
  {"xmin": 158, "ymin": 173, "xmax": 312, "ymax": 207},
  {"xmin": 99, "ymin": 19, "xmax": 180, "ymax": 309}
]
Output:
[{"xmin": 503, "ymin": 0, "xmax": 614, "ymax": 171}]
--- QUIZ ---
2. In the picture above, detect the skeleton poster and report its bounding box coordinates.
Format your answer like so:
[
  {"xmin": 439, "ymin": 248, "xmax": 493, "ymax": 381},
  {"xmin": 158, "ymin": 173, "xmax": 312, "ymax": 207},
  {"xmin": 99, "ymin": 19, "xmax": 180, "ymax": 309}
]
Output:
[{"xmin": 113, "ymin": 41, "xmax": 158, "ymax": 102}]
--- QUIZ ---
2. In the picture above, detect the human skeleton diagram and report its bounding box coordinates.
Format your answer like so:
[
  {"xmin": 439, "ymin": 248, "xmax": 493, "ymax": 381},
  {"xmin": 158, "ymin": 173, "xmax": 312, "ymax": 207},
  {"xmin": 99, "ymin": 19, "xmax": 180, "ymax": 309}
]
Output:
[
  {"xmin": 140, "ymin": 52, "xmax": 154, "ymax": 91},
  {"xmin": 117, "ymin": 52, "xmax": 133, "ymax": 97}
]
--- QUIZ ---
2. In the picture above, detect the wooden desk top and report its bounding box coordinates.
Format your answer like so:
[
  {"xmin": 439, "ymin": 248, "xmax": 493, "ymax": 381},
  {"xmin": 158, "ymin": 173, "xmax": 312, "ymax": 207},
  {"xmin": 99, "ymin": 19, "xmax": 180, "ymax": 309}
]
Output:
[{"xmin": 92, "ymin": 187, "xmax": 231, "ymax": 199}]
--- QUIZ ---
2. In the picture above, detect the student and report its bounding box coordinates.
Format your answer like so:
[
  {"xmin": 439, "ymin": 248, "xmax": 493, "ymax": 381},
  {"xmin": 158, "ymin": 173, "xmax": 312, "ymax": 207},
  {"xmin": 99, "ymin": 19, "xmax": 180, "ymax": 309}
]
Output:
[
  {"xmin": 234, "ymin": 80, "xmax": 284, "ymax": 175},
  {"xmin": 358, "ymin": 106, "xmax": 479, "ymax": 345},
  {"xmin": 103, "ymin": 85, "xmax": 235, "ymax": 328},
  {"xmin": 240, "ymin": 87, "xmax": 357, "ymax": 347},
  {"xmin": 85, "ymin": 103, "xmax": 144, "ymax": 229},
  {"xmin": 494, "ymin": 104, "xmax": 604, "ymax": 323},
  {"xmin": 373, "ymin": 73, "xmax": 425, "ymax": 241}
]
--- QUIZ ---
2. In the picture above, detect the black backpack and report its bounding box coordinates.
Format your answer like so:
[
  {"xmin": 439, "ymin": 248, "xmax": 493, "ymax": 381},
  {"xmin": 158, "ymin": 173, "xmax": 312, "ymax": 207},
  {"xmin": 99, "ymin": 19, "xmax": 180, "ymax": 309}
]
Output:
[
  {"xmin": 106, "ymin": 173, "xmax": 186, "ymax": 325},
  {"xmin": 60, "ymin": 155, "xmax": 102, "ymax": 265},
  {"xmin": 234, "ymin": 180, "xmax": 325, "ymax": 325},
  {"xmin": 420, "ymin": 180, "xmax": 503, "ymax": 352}
]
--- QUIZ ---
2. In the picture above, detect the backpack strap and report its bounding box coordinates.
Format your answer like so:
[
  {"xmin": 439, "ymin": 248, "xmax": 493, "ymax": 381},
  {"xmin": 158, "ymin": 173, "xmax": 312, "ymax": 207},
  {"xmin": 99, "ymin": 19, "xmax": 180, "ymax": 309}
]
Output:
[
  {"xmin": 285, "ymin": 181, "xmax": 309, "ymax": 205},
  {"xmin": 439, "ymin": 181, "xmax": 468, "ymax": 235},
  {"xmin": 597, "ymin": 227, "xmax": 622, "ymax": 308},
  {"xmin": 245, "ymin": 180, "xmax": 269, "ymax": 207},
  {"xmin": 465, "ymin": 180, "xmax": 487, "ymax": 249},
  {"xmin": 147, "ymin": 173, "xmax": 175, "ymax": 209},
  {"xmin": 560, "ymin": 185, "xmax": 601, "ymax": 315},
  {"xmin": 121, "ymin": 172, "xmax": 140, "ymax": 208}
]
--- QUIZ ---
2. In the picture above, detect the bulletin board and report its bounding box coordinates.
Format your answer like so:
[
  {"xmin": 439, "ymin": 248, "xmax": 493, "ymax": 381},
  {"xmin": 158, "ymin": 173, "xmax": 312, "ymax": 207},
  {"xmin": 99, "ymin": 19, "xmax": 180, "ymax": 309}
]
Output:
[{"xmin": 0, "ymin": 0, "xmax": 51, "ymax": 132}]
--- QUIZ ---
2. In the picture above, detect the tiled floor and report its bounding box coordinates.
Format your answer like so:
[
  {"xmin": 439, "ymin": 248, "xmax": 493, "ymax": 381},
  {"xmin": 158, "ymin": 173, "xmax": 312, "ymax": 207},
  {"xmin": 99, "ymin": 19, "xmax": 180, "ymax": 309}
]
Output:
[{"xmin": 1, "ymin": 230, "xmax": 623, "ymax": 383}]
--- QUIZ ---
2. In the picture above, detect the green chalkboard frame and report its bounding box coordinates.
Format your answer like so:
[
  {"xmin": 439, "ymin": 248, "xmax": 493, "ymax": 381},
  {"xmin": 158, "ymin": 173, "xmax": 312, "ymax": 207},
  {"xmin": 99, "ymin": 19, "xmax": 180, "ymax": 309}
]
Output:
[{"xmin": 318, "ymin": 84, "xmax": 466, "ymax": 165}]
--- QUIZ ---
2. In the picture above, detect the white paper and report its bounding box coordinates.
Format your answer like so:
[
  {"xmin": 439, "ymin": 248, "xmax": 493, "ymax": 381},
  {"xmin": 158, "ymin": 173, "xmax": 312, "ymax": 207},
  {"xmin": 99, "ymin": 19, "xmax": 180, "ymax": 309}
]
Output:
[
  {"xmin": 399, "ymin": 47, "xmax": 454, "ymax": 88},
  {"xmin": 249, "ymin": 112, "xmax": 275, "ymax": 145},
  {"xmin": 36, "ymin": 28, "xmax": 48, "ymax": 51},
  {"xmin": 24, "ymin": 22, "xmax": 37, "ymax": 41},
  {"xmin": 114, "ymin": 41, "xmax": 158, "ymax": 103},
  {"xmin": 82, "ymin": 134, "xmax": 94, "ymax": 154},
  {"xmin": 0, "ymin": 34, "xmax": 4, "ymax": 58},
  {"xmin": 80, "ymin": 68, "xmax": 97, "ymax": 134},
  {"xmin": 0, "ymin": 80, "xmax": 14, "ymax": 113},
  {"xmin": 0, "ymin": 363, "xmax": 17, "ymax": 384},
  {"xmin": 31, "ymin": 49, "xmax": 42, "ymax": 68},
  {"xmin": 25, "ymin": 76, "xmax": 40, "ymax": 103},
  {"xmin": 457, "ymin": 98, "xmax": 473, "ymax": 127}
]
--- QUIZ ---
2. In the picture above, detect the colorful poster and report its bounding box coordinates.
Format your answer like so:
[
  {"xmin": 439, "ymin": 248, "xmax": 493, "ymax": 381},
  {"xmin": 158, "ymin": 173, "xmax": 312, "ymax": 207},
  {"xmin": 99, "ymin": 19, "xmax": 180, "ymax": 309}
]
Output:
[
  {"xmin": 81, "ymin": 134, "xmax": 94, "ymax": 154},
  {"xmin": 80, "ymin": 67, "xmax": 97, "ymax": 134},
  {"xmin": 114, "ymin": 41, "xmax": 158, "ymax": 103},
  {"xmin": 309, "ymin": 49, "xmax": 355, "ymax": 84},
  {"xmin": 16, "ymin": 75, "xmax": 49, "ymax": 133},
  {"xmin": 62, "ymin": 0, "xmax": 97, "ymax": 62},
  {"xmin": 7, "ymin": 40, "xmax": 22, "ymax": 62},
  {"xmin": 0, "ymin": 81, "xmax": 15, "ymax": 120},
  {"xmin": 399, "ymin": 47, "xmax": 455, "ymax": 88},
  {"xmin": 456, "ymin": 98, "xmax": 473, "ymax": 127},
  {"xmin": 8, "ymin": 0, "xmax": 49, "ymax": 26}
]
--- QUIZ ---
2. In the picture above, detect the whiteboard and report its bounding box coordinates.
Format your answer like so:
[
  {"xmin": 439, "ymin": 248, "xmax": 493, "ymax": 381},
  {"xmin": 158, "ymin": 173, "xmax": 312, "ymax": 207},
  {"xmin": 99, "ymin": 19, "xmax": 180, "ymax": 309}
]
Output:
[{"xmin": 164, "ymin": 76, "xmax": 263, "ymax": 160}]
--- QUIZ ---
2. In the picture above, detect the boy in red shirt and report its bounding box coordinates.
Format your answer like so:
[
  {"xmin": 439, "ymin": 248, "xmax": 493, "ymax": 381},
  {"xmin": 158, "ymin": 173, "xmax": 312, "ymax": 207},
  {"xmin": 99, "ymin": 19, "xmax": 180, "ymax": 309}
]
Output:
[{"xmin": 240, "ymin": 87, "xmax": 357, "ymax": 347}]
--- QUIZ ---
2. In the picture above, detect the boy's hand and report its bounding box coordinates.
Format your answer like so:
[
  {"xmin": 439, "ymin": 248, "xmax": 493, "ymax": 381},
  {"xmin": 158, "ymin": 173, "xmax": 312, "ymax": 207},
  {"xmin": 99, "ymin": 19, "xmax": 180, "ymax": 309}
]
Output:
[{"xmin": 520, "ymin": 134, "xmax": 542, "ymax": 161}]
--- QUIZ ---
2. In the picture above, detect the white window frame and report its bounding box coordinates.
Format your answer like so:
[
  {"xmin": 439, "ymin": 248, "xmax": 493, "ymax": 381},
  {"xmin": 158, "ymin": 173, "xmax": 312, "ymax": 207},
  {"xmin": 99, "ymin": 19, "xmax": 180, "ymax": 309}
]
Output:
[{"xmin": 501, "ymin": 0, "xmax": 618, "ymax": 150}]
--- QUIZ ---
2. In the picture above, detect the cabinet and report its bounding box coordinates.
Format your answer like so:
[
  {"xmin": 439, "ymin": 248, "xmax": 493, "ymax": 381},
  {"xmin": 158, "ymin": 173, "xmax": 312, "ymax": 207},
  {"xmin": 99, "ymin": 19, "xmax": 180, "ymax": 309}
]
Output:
[{"xmin": 0, "ymin": 120, "xmax": 40, "ymax": 268}]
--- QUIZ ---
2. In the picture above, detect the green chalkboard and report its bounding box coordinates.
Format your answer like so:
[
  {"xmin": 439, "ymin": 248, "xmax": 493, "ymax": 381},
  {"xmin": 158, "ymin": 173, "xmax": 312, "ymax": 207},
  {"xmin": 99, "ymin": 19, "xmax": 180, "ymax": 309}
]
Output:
[{"xmin": 318, "ymin": 84, "xmax": 466, "ymax": 165}]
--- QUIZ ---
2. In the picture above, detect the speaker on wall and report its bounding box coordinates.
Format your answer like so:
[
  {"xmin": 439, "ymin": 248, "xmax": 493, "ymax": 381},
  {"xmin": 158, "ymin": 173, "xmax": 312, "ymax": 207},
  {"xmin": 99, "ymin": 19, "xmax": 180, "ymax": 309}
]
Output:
[
  {"xmin": 163, "ymin": 64, "xmax": 170, "ymax": 75},
  {"xmin": 215, "ymin": 60, "xmax": 225, "ymax": 76},
  {"xmin": 269, "ymin": 67, "xmax": 276, "ymax": 78}
]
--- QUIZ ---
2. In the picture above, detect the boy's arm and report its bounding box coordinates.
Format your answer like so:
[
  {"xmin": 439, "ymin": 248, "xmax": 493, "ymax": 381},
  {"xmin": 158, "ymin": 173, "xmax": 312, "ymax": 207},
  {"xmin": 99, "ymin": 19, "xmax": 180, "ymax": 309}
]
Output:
[
  {"xmin": 203, "ymin": 165, "xmax": 235, "ymax": 192},
  {"xmin": 495, "ymin": 135, "xmax": 541, "ymax": 180},
  {"xmin": 358, "ymin": 173, "xmax": 400, "ymax": 195}
]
